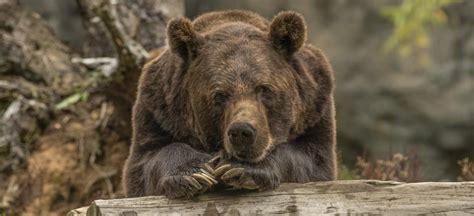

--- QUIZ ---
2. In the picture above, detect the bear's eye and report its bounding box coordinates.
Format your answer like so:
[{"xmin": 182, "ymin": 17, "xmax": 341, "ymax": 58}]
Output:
[
  {"xmin": 256, "ymin": 85, "xmax": 273, "ymax": 96},
  {"xmin": 212, "ymin": 92, "xmax": 228, "ymax": 106},
  {"xmin": 256, "ymin": 85, "xmax": 275, "ymax": 104}
]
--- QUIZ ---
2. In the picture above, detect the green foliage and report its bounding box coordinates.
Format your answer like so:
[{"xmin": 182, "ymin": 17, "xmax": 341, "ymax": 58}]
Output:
[
  {"xmin": 55, "ymin": 91, "xmax": 90, "ymax": 110},
  {"xmin": 382, "ymin": 0, "xmax": 461, "ymax": 65},
  {"xmin": 337, "ymin": 165, "xmax": 355, "ymax": 180}
]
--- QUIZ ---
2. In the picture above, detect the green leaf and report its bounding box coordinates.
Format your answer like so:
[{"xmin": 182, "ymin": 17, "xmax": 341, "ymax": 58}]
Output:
[
  {"xmin": 381, "ymin": 0, "xmax": 462, "ymax": 65},
  {"xmin": 55, "ymin": 92, "xmax": 89, "ymax": 110}
]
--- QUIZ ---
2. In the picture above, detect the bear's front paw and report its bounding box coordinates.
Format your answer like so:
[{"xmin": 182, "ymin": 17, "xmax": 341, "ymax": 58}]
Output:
[
  {"xmin": 158, "ymin": 166, "xmax": 217, "ymax": 199},
  {"xmin": 212, "ymin": 162, "xmax": 280, "ymax": 191}
]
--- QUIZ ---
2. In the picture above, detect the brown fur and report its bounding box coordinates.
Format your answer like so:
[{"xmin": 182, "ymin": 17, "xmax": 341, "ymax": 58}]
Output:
[{"xmin": 123, "ymin": 10, "xmax": 337, "ymax": 198}]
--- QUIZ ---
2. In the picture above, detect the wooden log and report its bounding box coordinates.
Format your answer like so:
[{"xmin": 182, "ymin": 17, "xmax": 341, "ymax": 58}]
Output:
[{"xmin": 68, "ymin": 180, "xmax": 474, "ymax": 215}]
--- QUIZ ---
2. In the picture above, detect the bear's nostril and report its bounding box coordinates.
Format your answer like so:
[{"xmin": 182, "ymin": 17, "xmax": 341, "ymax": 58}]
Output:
[
  {"xmin": 229, "ymin": 131, "xmax": 238, "ymax": 138},
  {"xmin": 242, "ymin": 131, "xmax": 251, "ymax": 138},
  {"xmin": 227, "ymin": 122, "xmax": 256, "ymax": 147}
]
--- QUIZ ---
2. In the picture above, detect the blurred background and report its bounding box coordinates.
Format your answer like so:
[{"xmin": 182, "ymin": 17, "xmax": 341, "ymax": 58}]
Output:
[{"xmin": 1, "ymin": 0, "xmax": 473, "ymax": 215}]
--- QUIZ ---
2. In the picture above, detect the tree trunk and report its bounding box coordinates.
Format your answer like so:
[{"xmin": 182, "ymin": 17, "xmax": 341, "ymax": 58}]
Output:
[{"xmin": 68, "ymin": 180, "xmax": 474, "ymax": 216}]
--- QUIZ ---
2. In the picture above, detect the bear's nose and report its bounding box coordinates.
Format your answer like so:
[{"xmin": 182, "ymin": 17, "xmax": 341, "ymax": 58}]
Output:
[{"xmin": 228, "ymin": 122, "xmax": 256, "ymax": 147}]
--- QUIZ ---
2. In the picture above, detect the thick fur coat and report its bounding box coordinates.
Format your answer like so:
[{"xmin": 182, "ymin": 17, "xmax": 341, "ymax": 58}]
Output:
[{"xmin": 123, "ymin": 10, "xmax": 337, "ymax": 198}]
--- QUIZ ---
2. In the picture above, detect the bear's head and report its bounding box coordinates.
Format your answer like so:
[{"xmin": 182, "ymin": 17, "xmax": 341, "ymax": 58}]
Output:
[{"xmin": 166, "ymin": 12, "xmax": 311, "ymax": 162}]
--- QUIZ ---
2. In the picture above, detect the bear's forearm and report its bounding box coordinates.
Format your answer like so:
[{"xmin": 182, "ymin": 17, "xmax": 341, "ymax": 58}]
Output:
[
  {"xmin": 124, "ymin": 142, "xmax": 211, "ymax": 197},
  {"xmin": 265, "ymin": 142, "xmax": 335, "ymax": 182}
]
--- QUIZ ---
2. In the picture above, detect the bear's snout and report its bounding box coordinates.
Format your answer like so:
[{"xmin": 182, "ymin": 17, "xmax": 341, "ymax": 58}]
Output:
[
  {"xmin": 223, "ymin": 99, "xmax": 272, "ymax": 162},
  {"xmin": 228, "ymin": 122, "xmax": 256, "ymax": 148}
]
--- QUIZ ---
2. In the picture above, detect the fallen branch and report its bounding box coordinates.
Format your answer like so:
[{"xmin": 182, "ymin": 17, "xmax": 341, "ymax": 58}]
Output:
[
  {"xmin": 68, "ymin": 180, "xmax": 474, "ymax": 215},
  {"xmin": 72, "ymin": 57, "xmax": 118, "ymax": 77}
]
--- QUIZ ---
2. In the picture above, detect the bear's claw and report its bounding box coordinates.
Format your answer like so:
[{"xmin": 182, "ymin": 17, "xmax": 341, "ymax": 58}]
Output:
[
  {"xmin": 221, "ymin": 167, "xmax": 244, "ymax": 180},
  {"xmin": 208, "ymin": 154, "xmax": 221, "ymax": 164},
  {"xmin": 213, "ymin": 164, "xmax": 232, "ymax": 177},
  {"xmin": 213, "ymin": 164, "xmax": 261, "ymax": 190},
  {"xmin": 191, "ymin": 173, "xmax": 214, "ymax": 186},
  {"xmin": 175, "ymin": 164, "xmax": 219, "ymax": 197},
  {"xmin": 203, "ymin": 163, "xmax": 215, "ymax": 173},
  {"xmin": 183, "ymin": 176, "xmax": 202, "ymax": 190},
  {"xmin": 240, "ymin": 179, "xmax": 259, "ymax": 190}
]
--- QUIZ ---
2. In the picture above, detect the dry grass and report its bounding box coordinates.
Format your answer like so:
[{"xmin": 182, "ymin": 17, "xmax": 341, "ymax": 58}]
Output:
[
  {"xmin": 457, "ymin": 158, "xmax": 474, "ymax": 181},
  {"xmin": 352, "ymin": 153, "xmax": 420, "ymax": 182}
]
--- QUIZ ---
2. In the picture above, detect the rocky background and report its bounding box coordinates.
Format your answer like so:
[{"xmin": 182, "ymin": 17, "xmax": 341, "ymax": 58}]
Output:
[
  {"xmin": 186, "ymin": 0, "xmax": 474, "ymax": 181},
  {"xmin": 0, "ymin": 0, "xmax": 472, "ymax": 215}
]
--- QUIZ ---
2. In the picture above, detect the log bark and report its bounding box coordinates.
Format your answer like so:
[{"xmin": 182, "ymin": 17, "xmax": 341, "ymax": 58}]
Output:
[{"xmin": 68, "ymin": 180, "xmax": 474, "ymax": 215}]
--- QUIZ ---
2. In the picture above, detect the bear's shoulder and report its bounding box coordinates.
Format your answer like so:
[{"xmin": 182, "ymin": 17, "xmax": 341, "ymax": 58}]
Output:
[{"xmin": 192, "ymin": 10, "xmax": 269, "ymax": 33}]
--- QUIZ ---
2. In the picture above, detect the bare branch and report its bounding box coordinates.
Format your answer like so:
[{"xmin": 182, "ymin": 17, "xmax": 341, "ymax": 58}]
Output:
[
  {"xmin": 72, "ymin": 57, "xmax": 118, "ymax": 77},
  {"xmin": 88, "ymin": 0, "xmax": 149, "ymax": 79}
]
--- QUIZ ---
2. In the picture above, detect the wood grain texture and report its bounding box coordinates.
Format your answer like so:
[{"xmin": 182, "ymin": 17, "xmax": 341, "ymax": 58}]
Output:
[{"xmin": 68, "ymin": 180, "xmax": 474, "ymax": 216}]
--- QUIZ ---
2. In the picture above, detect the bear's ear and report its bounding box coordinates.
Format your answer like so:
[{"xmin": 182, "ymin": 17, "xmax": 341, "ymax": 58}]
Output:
[
  {"xmin": 269, "ymin": 11, "xmax": 306, "ymax": 56},
  {"xmin": 167, "ymin": 18, "xmax": 202, "ymax": 60}
]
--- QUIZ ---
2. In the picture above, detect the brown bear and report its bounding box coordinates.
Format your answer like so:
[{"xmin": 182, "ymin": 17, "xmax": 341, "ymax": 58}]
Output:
[{"xmin": 123, "ymin": 10, "xmax": 337, "ymax": 199}]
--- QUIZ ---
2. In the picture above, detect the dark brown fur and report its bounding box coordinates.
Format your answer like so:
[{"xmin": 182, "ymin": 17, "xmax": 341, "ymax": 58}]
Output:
[{"xmin": 123, "ymin": 10, "xmax": 337, "ymax": 198}]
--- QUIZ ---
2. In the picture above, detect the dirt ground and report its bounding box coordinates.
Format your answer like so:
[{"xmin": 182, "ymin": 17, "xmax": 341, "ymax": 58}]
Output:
[{"xmin": 1, "ymin": 95, "xmax": 130, "ymax": 215}]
